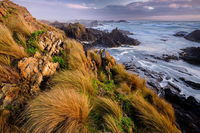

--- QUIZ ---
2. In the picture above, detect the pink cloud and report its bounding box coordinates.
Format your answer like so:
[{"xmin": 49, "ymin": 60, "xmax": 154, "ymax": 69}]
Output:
[{"xmin": 65, "ymin": 4, "xmax": 89, "ymax": 9}]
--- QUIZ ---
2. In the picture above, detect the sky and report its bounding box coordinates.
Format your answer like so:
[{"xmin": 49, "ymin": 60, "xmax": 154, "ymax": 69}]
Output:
[{"xmin": 12, "ymin": 0, "xmax": 200, "ymax": 21}]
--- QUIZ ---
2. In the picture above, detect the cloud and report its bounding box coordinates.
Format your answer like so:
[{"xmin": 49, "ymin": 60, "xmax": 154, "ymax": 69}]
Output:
[
  {"xmin": 65, "ymin": 3, "xmax": 90, "ymax": 9},
  {"xmin": 12, "ymin": 0, "xmax": 200, "ymax": 20}
]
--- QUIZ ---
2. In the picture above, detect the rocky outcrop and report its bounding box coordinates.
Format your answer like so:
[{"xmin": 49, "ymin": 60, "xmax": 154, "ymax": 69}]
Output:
[
  {"xmin": 185, "ymin": 30, "xmax": 200, "ymax": 42},
  {"xmin": 38, "ymin": 31, "xmax": 64, "ymax": 56},
  {"xmin": 51, "ymin": 22, "xmax": 140, "ymax": 49},
  {"xmin": 93, "ymin": 28, "xmax": 140, "ymax": 48},
  {"xmin": 18, "ymin": 53, "xmax": 59, "ymax": 92},
  {"xmin": 164, "ymin": 89, "xmax": 200, "ymax": 133},
  {"xmin": 180, "ymin": 47, "xmax": 200, "ymax": 65},
  {"xmin": 173, "ymin": 31, "xmax": 188, "ymax": 37}
]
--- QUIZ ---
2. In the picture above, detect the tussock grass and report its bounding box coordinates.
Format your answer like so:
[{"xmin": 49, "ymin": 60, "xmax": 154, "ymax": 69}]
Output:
[
  {"xmin": 130, "ymin": 93, "xmax": 181, "ymax": 133},
  {"xmin": 23, "ymin": 88, "xmax": 92, "ymax": 133},
  {"xmin": 3, "ymin": 13, "xmax": 31, "ymax": 36},
  {"xmin": 64, "ymin": 39, "xmax": 87, "ymax": 70},
  {"xmin": 94, "ymin": 97, "xmax": 122, "ymax": 120},
  {"xmin": 104, "ymin": 115, "xmax": 122, "ymax": 133},
  {"xmin": 0, "ymin": 24, "xmax": 27, "ymax": 59},
  {"xmin": 141, "ymin": 87, "xmax": 175, "ymax": 123},
  {"xmin": 111, "ymin": 64, "xmax": 146, "ymax": 90},
  {"xmin": 0, "ymin": 55, "xmax": 11, "ymax": 66},
  {"xmin": 53, "ymin": 70, "xmax": 95, "ymax": 95},
  {"xmin": 0, "ymin": 64, "xmax": 20, "ymax": 83},
  {"xmin": 87, "ymin": 50, "xmax": 102, "ymax": 68}
]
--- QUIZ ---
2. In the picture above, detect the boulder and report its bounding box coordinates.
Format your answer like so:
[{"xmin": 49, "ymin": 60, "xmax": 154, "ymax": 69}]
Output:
[
  {"xmin": 185, "ymin": 30, "xmax": 200, "ymax": 42},
  {"xmin": 180, "ymin": 47, "xmax": 200, "ymax": 65},
  {"xmin": 173, "ymin": 31, "xmax": 188, "ymax": 37}
]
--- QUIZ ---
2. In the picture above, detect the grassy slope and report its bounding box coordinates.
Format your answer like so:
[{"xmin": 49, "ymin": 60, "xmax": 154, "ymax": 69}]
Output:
[{"xmin": 0, "ymin": 0, "xmax": 181, "ymax": 133}]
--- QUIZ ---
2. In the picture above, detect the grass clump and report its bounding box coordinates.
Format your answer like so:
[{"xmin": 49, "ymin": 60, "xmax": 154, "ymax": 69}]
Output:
[
  {"xmin": 53, "ymin": 70, "xmax": 94, "ymax": 95},
  {"xmin": 23, "ymin": 88, "xmax": 92, "ymax": 133},
  {"xmin": 130, "ymin": 93, "xmax": 181, "ymax": 133},
  {"xmin": 0, "ymin": 24, "xmax": 27, "ymax": 59}
]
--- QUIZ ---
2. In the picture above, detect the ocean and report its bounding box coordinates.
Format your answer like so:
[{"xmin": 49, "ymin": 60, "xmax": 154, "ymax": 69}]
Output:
[{"xmin": 94, "ymin": 21, "xmax": 200, "ymax": 100}]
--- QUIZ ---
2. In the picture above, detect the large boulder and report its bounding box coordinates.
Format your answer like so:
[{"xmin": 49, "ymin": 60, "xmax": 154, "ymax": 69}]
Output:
[
  {"xmin": 180, "ymin": 47, "xmax": 200, "ymax": 65},
  {"xmin": 185, "ymin": 30, "xmax": 200, "ymax": 42}
]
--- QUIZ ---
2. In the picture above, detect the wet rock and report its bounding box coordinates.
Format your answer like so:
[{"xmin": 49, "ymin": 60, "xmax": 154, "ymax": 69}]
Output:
[
  {"xmin": 174, "ymin": 31, "xmax": 188, "ymax": 37},
  {"xmin": 151, "ymin": 54, "xmax": 179, "ymax": 62},
  {"xmin": 164, "ymin": 89, "xmax": 200, "ymax": 133},
  {"xmin": 185, "ymin": 30, "xmax": 200, "ymax": 42},
  {"xmin": 180, "ymin": 77, "xmax": 200, "ymax": 90},
  {"xmin": 18, "ymin": 54, "xmax": 59, "ymax": 92},
  {"xmin": 180, "ymin": 47, "xmax": 200, "ymax": 65}
]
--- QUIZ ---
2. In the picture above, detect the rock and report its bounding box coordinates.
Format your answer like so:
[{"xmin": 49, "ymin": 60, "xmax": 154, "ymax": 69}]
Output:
[
  {"xmin": 164, "ymin": 89, "xmax": 200, "ymax": 133},
  {"xmin": 180, "ymin": 77, "xmax": 200, "ymax": 90},
  {"xmin": 38, "ymin": 31, "xmax": 64, "ymax": 56},
  {"xmin": 116, "ymin": 20, "xmax": 129, "ymax": 23},
  {"xmin": 18, "ymin": 54, "xmax": 59, "ymax": 92},
  {"xmin": 180, "ymin": 47, "xmax": 200, "ymax": 65},
  {"xmin": 185, "ymin": 30, "xmax": 200, "ymax": 42},
  {"xmin": 93, "ymin": 28, "xmax": 140, "ymax": 48},
  {"xmin": 174, "ymin": 31, "xmax": 188, "ymax": 37},
  {"xmin": 50, "ymin": 22, "xmax": 140, "ymax": 49},
  {"xmin": 151, "ymin": 54, "xmax": 179, "ymax": 62}
]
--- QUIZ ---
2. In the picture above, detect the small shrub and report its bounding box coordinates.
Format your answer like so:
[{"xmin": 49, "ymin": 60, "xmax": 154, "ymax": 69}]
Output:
[
  {"xmin": 52, "ymin": 56, "xmax": 66, "ymax": 69},
  {"xmin": 26, "ymin": 30, "xmax": 45, "ymax": 52},
  {"xmin": 26, "ymin": 47, "xmax": 38, "ymax": 55}
]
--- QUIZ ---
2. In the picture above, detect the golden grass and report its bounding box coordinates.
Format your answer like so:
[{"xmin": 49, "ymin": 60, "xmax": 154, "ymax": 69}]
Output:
[
  {"xmin": 0, "ymin": 110, "xmax": 10, "ymax": 133},
  {"xmin": 0, "ymin": 24, "xmax": 27, "ymax": 59},
  {"xmin": 0, "ymin": 55, "xmax": 11, "ymax": 66},
  {"xmin": 64, "ymin": 39, "xmax": 87, "ymax": 70},
  {"xmin": 111, "ymin": 64, "xmax": 146, "ymax": 90},
  {"xmin": 94, "ymin": 97, "xmax": 122, "ymax": 120},
  {"xmin": 3, "ymin": 13, "xmax": 32, "ymax": 36},
  {"xmin": 104, "ymin": 115, "xmax": 122, "ymax": 133},
  {"xmin": 141, "ymin": 87, "xmax": 175, "ymax": 123},
  {"xmin": 0, "ymin": 64, "xmax": 20, "ymax": 84},
  {"xmin": 130, "ymin": 93, "xmax": 181, "ymax": 133},
  {"xmin": 87, "ymin": 50, "xmax": 102, "ymax": 68},
  {"xmin": 22, "ymin": 88, "xmax": 92, "ymax": 133},
  {"xmin": 53, "ymin": 70, "xmax": 95, "ymax": 95}
]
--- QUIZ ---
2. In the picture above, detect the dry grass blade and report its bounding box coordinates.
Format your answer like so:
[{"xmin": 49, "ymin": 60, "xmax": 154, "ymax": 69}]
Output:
[
  {"xmin": 130, "ymin": 94, "xmax": 181, "ymax": 133},
  {"xmin": 94, "ymin": 97, "xmax": 122, "ymax": 120},
  {"xmin": 53, "ymin": 70, "xmax": 94, "ymax": 95},
  {"xmin": 104, "ymin": 115, "xmax": 122, "ymax": 133},
  {"xmin": 0, "ymin": 24, "xmax": 27, "ymax": 58}
]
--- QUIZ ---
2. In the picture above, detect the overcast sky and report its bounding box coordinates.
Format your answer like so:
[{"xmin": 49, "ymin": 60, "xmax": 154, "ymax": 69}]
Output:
[{"xmin": 12, "ymin": 0, "xmax": 200, "ymax": 21}]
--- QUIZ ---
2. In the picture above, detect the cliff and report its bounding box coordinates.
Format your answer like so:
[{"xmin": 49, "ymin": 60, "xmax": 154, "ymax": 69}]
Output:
[{"xmin": 0, "ymin": 0, "xmax": 181, "ymax": 133}]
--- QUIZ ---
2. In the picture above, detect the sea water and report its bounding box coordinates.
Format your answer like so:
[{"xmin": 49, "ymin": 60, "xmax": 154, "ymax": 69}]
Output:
[{"xmin": 94, "ymin": 21, "xmax": 200, "ymax": 100}]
